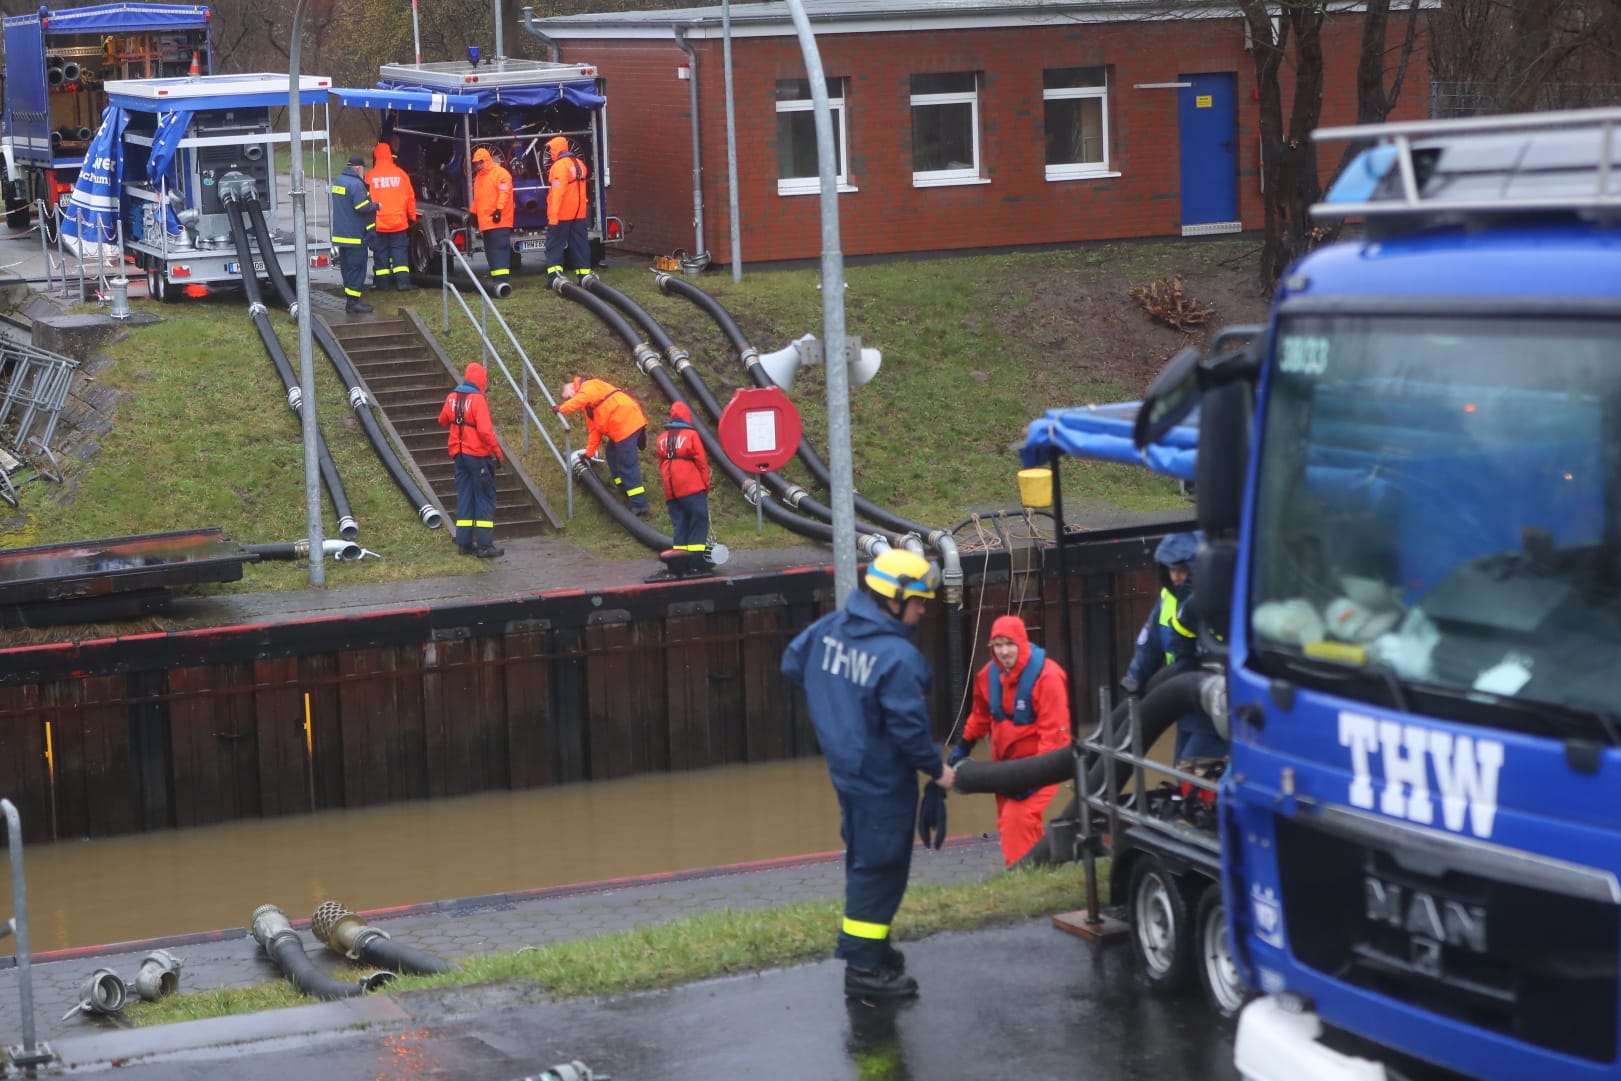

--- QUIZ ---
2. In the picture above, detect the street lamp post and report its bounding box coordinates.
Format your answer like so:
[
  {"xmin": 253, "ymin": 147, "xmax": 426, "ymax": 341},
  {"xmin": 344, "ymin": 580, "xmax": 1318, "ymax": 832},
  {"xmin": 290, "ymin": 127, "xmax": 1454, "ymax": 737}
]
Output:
[
  {"xmin": 723, "ymin": 0, "xmax": 741, "ymax": 282},
  {"xmin": 780, "ymin": 0, "xmax": 854, "ymax": 603},
  {"xmin": 288, "ymin": 0, "xmax": 325, "ymax": 585}
]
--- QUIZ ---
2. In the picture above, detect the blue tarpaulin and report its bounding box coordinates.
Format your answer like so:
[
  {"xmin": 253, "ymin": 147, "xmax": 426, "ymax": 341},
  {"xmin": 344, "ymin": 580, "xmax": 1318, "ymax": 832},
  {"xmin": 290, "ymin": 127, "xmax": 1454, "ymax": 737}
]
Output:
[
  {"xmin": 59, "ymin": 106, "xmax": 129, "ymax": 258},
  {"xmin": 330, "ymin": 87, "xmax": 479, "ymax": 114},
  {"xmin": 8, "ymin": 4, "xmax": 211, "ymax": 33},
  {"xmin": 1019, "ymin": 401, "xmax": 1199, "ymax": 481},
  {"xmin": 376, "ymin": 79, "xmax": 604, "ymax": 111}
]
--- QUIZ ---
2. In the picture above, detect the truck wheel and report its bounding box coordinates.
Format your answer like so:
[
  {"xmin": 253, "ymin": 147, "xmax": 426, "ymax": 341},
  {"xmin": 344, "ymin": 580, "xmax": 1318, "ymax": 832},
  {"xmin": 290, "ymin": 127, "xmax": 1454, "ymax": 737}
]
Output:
[
  {"xmin": 1128, "ymin": 856, "xmax": 1193, "ymax": 993},
  {"xmin": 1195, "ymin": 883, "xmax": 1250, "ymax": 1021},
  {"xmin": 149, "ymin": 267, "xmax": 174, "ymax": 303},
  {"xmin": 5, "ymin": 196, "xmax": 29, "ymax": 232}
]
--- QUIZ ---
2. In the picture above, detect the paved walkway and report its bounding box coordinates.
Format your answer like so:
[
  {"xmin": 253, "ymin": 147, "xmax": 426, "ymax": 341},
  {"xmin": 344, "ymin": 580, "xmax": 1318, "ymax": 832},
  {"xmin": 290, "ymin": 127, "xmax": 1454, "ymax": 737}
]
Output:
[{"xmin": 1, "ymin": 835, "xmax": 1005, "ymax": 1051}]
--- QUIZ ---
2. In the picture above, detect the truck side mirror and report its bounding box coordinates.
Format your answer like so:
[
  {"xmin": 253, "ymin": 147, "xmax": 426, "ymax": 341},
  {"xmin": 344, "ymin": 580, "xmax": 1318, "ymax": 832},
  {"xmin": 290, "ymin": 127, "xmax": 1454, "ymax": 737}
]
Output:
[
  {"xmin": 1193, "ymin": 538, "xmax": 1237, "ymax": 655},
  {"xmin": 1196, "ymin": 381, "xmax": 1250, "ymax": 536}
]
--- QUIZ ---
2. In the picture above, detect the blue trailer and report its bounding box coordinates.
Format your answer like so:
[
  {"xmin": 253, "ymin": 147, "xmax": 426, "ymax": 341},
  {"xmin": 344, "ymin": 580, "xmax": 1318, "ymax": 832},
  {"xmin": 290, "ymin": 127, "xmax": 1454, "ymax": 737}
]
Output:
[
  {"xmin": 1030, "ymin": 107, "xmax": 1621, "ymax": 1080},
  {"xmin": 2, "ymin": 2, "xmax": 212, "ymax": 234},
  {"xmin": 332, "ymin": 56, "xmax": 620, "ymax": 282}
]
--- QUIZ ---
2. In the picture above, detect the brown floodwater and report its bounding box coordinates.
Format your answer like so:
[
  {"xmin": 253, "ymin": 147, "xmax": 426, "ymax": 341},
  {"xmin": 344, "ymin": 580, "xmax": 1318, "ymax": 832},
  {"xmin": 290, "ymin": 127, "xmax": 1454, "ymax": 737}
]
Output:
[{"xmin": 1, "ymin": 757, "xmax": 1010, "ymax": 954}]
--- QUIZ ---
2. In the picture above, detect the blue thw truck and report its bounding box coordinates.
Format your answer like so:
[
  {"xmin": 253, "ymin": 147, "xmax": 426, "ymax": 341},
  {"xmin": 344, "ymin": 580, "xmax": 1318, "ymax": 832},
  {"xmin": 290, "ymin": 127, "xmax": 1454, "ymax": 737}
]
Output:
[
  {"xmin": 1026, "ymin": 106, "xmax": 1621, "ymax": 1080},
  {"xmin": 2, "ymin": 2, "xmax": 212, "ymax": 235}
]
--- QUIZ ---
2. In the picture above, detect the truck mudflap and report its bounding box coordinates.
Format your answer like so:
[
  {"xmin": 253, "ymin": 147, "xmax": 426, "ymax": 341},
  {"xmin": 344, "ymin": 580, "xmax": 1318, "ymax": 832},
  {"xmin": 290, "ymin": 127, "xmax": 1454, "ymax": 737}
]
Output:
[{"xmin": 1235, "ymin": 997, "xmax": 1388, "ymax": 1081}]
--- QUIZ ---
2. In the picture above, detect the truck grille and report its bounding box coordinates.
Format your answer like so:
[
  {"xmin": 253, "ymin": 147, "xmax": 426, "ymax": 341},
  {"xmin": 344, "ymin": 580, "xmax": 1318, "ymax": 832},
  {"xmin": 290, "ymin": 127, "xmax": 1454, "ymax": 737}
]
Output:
[{"xmin": 1275, "ymin": 816, "xmax": 1619, "ymax": 1063}]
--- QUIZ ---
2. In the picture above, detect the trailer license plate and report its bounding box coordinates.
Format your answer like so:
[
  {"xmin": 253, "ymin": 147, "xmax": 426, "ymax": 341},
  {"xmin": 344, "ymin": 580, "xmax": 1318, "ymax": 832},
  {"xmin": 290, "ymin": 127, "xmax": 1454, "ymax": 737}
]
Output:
[
  {"xmin": 516, "ymin": 239, "xmax": 545, "ymax": 252},
  {"xmin": 224, "ymin": 260, "xmax": 267, "ymax": 274}
]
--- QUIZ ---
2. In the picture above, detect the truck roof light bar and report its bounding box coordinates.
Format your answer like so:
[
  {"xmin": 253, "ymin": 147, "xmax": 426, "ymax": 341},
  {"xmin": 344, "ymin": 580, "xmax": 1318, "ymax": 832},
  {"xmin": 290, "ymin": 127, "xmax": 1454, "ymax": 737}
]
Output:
[{"xmin": 1311, "ymin": 106, "xmax": 1621, "ymax": 225}]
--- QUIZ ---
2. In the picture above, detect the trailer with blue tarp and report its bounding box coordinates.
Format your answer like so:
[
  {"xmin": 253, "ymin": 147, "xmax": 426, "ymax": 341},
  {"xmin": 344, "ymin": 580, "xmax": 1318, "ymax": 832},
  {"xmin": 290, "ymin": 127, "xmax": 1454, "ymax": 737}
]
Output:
[
  {"xmin": 2, "ymin": 2, "xmax": 212, "ymax": 236},
  {"xmin": 59, "ymin": 72, "xmax": 334, "ymax": 299},
  {"xmin": 330, "ymin": 56, "xmax": 620, "ymax": 281}
]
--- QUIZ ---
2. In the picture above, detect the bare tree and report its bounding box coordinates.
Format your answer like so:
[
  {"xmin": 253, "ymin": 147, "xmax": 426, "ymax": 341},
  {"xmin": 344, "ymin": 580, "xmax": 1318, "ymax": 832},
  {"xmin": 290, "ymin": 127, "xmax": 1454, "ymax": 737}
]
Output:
[{"xmin": 1236, "ymin": 0, "xmax": 1423, "ymax": 291}]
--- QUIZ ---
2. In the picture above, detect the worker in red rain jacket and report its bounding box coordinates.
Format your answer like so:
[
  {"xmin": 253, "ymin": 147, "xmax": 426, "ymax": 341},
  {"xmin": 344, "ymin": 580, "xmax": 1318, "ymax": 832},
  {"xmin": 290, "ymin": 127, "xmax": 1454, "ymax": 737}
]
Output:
[
  {"xmin": 543, "ymin": 135, "xmax": 591, "ymax": 287},
  {"xmin": 949, "ymin": 615, "xmax": 1071, "ymax": 866},
  {"xmin": 365, "ymin": 142, "xmax": 417, "ymax": 290},
  {"xmin": 437, "ymin": 362, "xmax": 505, "ymax": 558},
  {"xmin": 655, "ymin": 401, "xmax": 713, "ymax": 577}
]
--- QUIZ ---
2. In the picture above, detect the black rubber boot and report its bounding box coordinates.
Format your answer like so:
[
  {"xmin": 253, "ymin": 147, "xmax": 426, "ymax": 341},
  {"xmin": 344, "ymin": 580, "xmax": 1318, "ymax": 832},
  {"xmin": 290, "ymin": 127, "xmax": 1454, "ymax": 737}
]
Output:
[
  {"xmin": 346, "ymin": 298, "xmax": 373, "ymax": 314},
  {"xmin": 880, "ymin": 945, "xmax": 906, "ymax": 976},
  {"xmin": 844, "ymin": 965, "xmax": 919, "ymax": 1000},
  {"xmin": 476, "ymin": 545, "xmax": 504, "ymax": 559},
  {"xmin": 458, "ymin": 544, "xmax": 474, "ymax": 556}
]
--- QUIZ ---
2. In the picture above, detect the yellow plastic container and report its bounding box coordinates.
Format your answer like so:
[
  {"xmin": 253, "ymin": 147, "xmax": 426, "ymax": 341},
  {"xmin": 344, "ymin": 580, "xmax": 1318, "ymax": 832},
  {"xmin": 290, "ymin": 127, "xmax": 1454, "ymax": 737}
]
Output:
[{"xmin": 1017, "ymin": 467, "xmax": 1053, "ymax": 508}]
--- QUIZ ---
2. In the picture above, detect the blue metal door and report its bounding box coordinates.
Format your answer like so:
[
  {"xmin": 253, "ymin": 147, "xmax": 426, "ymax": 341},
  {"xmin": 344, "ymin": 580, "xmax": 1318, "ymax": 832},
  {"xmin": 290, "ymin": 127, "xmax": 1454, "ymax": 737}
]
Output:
[{"xmin": 1178, "ymin": 73, "xmax": 1238, "ymax": 231}]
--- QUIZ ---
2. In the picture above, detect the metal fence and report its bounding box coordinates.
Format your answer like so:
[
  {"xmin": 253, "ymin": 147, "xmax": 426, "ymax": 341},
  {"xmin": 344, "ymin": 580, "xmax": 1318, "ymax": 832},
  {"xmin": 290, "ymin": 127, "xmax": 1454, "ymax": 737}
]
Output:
[
  {"xmin": 1432, "ymin": 81, "xmax": 1621, "ymax": 119},
  {"xmin": 0, "ymin": 339, "xmax": 79, "ymax": 505}
]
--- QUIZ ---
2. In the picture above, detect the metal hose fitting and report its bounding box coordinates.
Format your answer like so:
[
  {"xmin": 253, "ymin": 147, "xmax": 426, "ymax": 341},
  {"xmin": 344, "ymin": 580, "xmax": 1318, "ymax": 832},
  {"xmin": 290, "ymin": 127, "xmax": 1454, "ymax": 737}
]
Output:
[
  {"xmin": 133, "ymin": 949, "xmax": 183, "ymax": 1002},
  {"xmin": 311, "ymin": 900, "xmax": 456, "ymax": 976}
]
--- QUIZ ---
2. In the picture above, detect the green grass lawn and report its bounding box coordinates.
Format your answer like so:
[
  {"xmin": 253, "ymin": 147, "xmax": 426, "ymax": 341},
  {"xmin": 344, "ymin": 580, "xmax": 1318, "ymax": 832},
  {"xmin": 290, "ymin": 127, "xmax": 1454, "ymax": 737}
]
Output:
[
  {"xmin": 129, "ymin": 861, "xmax": 1099, "ymax": 1025},
  {"xmin": 2, "ymin": 241, "xmax": 1224, "ymax": 589}
]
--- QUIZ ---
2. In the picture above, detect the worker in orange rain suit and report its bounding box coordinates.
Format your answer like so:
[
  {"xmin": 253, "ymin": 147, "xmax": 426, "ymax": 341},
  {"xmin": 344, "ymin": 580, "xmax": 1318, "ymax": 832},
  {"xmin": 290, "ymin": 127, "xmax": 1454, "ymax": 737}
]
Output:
[
  {"xmin": 948, "ymin": 615, "xmax": 1071, "ymax": 866},
  {"xmin": 437, "ymin": 361, "xmax": 505, "ymax": 558},
  {"xmin": 543, "ymin": 135, "xmax": 591, "ymax": 287},
  {"xmin": 469, "ymin": 147, "xmax": 514, "ymax": 288},
  {"xmin": 365, "ymin": 142, "xmax": 417, "ymax": 291},
  {"xmin": 555, "ymin": 376, "xmax": 650, "ymax": 517}
]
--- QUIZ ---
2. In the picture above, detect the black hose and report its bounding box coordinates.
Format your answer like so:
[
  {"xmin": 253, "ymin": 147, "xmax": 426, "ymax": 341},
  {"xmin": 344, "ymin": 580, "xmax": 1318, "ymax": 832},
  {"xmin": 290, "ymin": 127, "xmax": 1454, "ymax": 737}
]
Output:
[
  {"xmin": 250, "ymin": 905, "xmax": 391, "ymax": 1000},
  {"xmin": 352, "ymin": 935, "xmax": 456, "ymax": 977},
  {"xmin": 1002, "ymin": 670, "xmax": 1210, "ymax": 867},
  {"xmin": 657, "ymin": 272, "xmax": 938, "ymax": 539},
  {"xmin": 557, "ymin": 282, "xmax": 845, "ymax": 547},
  {"xmin": 954, "ymin": 667, "xmax": 1204, "ymax": 797},
  {"xmin": 240, "ymin": 195, "xmax": 443, "ymax": 531},
  {"xmin": 585, "ymin": 277, "xmax": 909, "ymax": 546},
  {"xmin": 266, "ymin": 935, "xmax": 378, "ymax": 999},
  {"xmin": 223, "ymin": 194, "xmax": 359, "ymax": 539},
  {"xmin": 575, "ymin": 454, "xmax": 672, "ymax": 550}
]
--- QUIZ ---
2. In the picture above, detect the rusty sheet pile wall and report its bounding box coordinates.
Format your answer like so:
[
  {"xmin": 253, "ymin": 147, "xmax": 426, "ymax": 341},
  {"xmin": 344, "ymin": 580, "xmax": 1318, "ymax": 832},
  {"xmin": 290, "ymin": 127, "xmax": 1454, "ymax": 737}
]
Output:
[{"xmin": 0, "ymin": 530, "xmax": 1170, "ymax": 844}]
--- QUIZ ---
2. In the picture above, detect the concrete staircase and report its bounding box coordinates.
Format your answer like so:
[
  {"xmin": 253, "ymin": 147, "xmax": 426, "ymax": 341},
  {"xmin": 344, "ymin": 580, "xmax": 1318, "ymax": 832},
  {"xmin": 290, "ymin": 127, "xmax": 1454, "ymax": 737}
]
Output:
[{"xmin": 321, "ymin": 308, "xmax": 561, "ymax": 538}]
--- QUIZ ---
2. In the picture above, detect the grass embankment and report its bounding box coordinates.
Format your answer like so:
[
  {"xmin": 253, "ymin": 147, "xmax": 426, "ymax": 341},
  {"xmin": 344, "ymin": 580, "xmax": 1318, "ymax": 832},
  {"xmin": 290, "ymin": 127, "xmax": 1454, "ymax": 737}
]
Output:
[
  {"xmin": 1, "ymin": 241, "xmax": 1219, "ymax": 590},
  {"xmin": 130, "ymin": 862, "xmax": 1098, "ymax": 1025}
]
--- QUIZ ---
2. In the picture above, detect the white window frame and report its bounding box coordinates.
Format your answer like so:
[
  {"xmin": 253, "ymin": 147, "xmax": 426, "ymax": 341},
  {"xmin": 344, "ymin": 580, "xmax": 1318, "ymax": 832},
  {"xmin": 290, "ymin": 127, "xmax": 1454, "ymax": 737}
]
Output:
[
  {"xmin": 776, "ymin": 79, "xmax": 855, "ymax": 196},
  {"xmin": 910, "ymin": 73, "xmax": 985, "ymax": 188},
  {"xmin": 1043, "ymin": 69, "xmax": 1116, "ymax": 182}
]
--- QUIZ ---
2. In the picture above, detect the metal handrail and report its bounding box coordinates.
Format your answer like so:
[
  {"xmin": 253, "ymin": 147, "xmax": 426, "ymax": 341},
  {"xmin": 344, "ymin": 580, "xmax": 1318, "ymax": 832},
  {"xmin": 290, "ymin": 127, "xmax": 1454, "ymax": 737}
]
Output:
[
  {"xmin": 2, "ymin": 798, "xmax": 52, "ymax": 1070},
  {"xmin": 435, "ymin": 237, "xmax": 573, "ymax": 478},
  {"xmin": 1076, "ymin": 695, "xmax": 1222, "ymax": 858}
]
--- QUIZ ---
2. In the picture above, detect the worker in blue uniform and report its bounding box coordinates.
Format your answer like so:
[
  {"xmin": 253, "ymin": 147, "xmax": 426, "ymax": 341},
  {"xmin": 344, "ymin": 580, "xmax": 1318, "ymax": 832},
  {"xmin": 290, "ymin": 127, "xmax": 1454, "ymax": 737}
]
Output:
[
  {"xmin": 330, "ymin": 155, "xmax": 376, "ymax": 314},
  {"xmin": 781, "ymin": 549, "xmax": 957, "ymax": 1000}
]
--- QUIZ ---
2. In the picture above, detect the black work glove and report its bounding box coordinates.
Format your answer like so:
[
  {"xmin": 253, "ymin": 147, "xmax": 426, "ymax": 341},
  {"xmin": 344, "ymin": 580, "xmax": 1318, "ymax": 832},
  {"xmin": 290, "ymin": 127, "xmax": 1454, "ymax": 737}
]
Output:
[
  {"xmin": 947, "ymin": 739, "xmax": 977, "ymax": 768},
  {"xmin": 490, "ymin": 455, "xmax": 503, "ymax": 472},
  {"xmin": 491, "ymin": 208, "xmax": 502, "ymax": 224},
  {"xmin": 917, "ymin": 784, "xmax": 947, "ymax": 850}
]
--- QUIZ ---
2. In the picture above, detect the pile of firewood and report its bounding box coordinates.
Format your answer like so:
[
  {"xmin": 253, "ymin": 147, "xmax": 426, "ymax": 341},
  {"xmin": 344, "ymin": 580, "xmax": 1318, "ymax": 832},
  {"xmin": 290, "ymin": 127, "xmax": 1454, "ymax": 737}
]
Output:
[{"xmin": 1129, "ymin": 275, "xmax": 1214, "ymax": 331}]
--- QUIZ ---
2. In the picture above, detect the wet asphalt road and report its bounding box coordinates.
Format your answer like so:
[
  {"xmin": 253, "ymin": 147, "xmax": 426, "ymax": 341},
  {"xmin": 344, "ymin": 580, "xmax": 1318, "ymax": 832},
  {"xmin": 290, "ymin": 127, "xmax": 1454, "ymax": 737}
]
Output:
[{"xmin": 50, "ymin": 921, "xmax": 1238, "ymax": 1080}]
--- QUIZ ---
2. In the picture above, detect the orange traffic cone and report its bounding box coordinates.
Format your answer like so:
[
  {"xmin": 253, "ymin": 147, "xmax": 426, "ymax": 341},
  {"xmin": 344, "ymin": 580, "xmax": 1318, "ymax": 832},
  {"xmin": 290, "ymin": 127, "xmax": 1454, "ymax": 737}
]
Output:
[{"xmin": 188, "ymin": 51, "xmax": 201, "ymax": 78}]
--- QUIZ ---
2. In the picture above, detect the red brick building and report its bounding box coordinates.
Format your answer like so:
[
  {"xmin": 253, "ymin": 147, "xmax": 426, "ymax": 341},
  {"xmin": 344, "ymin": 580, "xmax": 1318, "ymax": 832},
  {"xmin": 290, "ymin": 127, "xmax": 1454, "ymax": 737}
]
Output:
[{"xmin": 528, "ymin": 1, "xmax": 1430, "ymax": 264}]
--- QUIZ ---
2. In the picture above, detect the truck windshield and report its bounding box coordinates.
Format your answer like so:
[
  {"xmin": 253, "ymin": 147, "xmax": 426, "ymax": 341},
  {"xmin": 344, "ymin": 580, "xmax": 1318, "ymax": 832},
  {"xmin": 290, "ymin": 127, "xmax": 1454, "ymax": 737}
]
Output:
[{"xmin": 1250, "ymin": 312, "xmax": 1621, "ymax": 735}]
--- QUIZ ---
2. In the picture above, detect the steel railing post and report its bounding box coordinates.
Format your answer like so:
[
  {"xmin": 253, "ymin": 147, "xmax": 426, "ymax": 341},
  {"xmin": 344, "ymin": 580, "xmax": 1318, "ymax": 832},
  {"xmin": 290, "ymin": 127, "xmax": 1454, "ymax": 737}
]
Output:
[{"xmin": 2, "ymin": 798, "xmax": 49, "ymax": 1068}]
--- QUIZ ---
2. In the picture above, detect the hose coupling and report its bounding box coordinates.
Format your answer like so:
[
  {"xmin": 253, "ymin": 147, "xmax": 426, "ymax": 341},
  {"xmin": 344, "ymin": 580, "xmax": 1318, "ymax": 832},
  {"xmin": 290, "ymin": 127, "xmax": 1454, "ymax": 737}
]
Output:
[
  {"xmin": 250, "ymin": 903, "xmax": 298, "ymax": 952},
  {"xmin": 248, "ymin": 301, "xmax": 267, "ymax": 318},
  {"xmin": 665, "ymin": 345, "xmax": 690, "ymax": 369},
  {"xmin": 518, "ymin": 1063, "xmax": 598, "ymax": 1081},
  {"xmin": 311, "ymin": 900, "xmax": 381, "ymax": 960},
  {"xmin": 347, "ymin": 387, "xmax": 371, "ymax": 410},
  {"xmin": 743, "ymin": 480, "xmax": 765, "ymax": 507},
  {"xmin": 419, "ymin": 505, "xmax": 444, "ymax": 529},
  {"xmin": 286, "ymin": 386, "xmax": 303, "ymax": 412},
  {"xmin": 632, "ymin": 344, "xmax": 661, "ymax": 374},
  {"xmin": 739, "ymin": 346, "xmax": 760, "ymax": 368},
  {"xmin": 288, "ymin": 301, "xmax": 300, "ymax": 319},
  {"xmin": 62, "ymin": 968, "xmax": 126, "ymax": 1021},
  {"xmin": 652, "ymin": 269, "xmax": 674, "ymax": 291},
  {"xmin": 133, "ymin": 949, "xmax": 183, "ymax": 1002},
  {"xmin": 338, "ymin": 515, "xmax": 359, "ymax": 541}
]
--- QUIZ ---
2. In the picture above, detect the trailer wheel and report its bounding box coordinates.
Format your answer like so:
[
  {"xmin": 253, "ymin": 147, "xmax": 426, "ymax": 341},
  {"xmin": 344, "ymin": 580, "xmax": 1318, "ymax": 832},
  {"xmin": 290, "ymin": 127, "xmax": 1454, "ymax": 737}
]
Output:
[
  {"xmin": 1128, "ymin": 856, "xmax": 1193, "ymax": 993},
  {"xmin": 149, "ymin": 267, "xmax": 174, "ymax": 304},
  {"xmin": 1195, "ymin": 883, "xmax": 1249, "ymax": 1021},
  {"xmin": 3, "ymin": 167, "xmax": 30, "ymax": 231}
]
